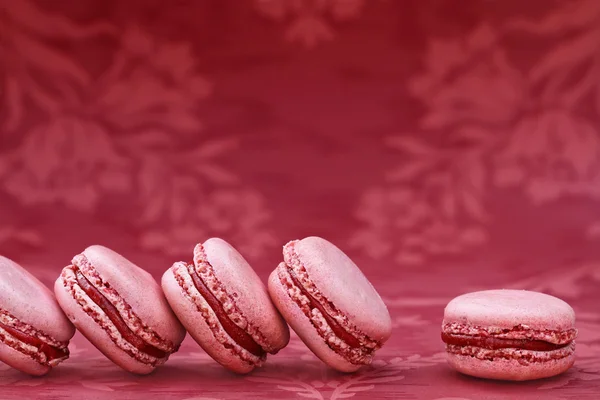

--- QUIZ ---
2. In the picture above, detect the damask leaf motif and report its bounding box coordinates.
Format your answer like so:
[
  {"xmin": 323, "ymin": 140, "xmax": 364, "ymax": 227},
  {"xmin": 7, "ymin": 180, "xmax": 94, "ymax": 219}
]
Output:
[
  {"xmin": 421, "ymin": 54, "xmax": 524, "ymax": 128},
  {"xmin": 285, "ymin": 16, "xmax": 335, "ymax": 48},
  {"xmin": 138, "ymin": 158, "xmax": 174, "ymax": 224},
  {"xmin": 13, "ymin": 380, "xmax": 45, "ymax": 387},
  {"xmin": 3, "ymin": 77, "xmax": 23, "ymax": 131},
  {"xmin": 537, "ymin": 368, "xmax": 600, "ymax": 390},
  {"xmin": 441, "ymin": 192, "xmax": 456, "ymax": 218},
  {"xmin": 596, "ymin": 79, "xmax": 600, "ymax": 114},
  {"xmin": 97, "ymin": 72, "xmax": 167, "ymax": 116},
  {"xmin": 246, "ymin": 376, "xmax": 324, "ymax": 400},
  {"xmin": 330, "ymin": 367, "xmax": 404, "ymax": 400},
  {"xmin": 561, "ymin": 117, "xmax": 600, "ymax": 176},
  {"xmin": 188, "ymin": 138, "xmax": 239, "ymax": 159},
  {"xmin": 254, "ymin": 0, "xmax": 366, "ymax": 22},
  {"xmin": 394, "ymin": 250, "xmax": 425, "ymax": 266},
  {"xmin": 0, "ymin": 227, "xmax": 42, "ymax": 247},
  {"xmin": 120, "ymin": 25, "xmax": 155, "ymax": 56},
  {"xmin": 508, "ymin": 0, "xmax": 600, "ymax": 34},
  {"xmin": 465, "ymin": 161, "xmax": 486, "ymax": 194},
  {"xmin": 460, "ymin": 190, "xmax": 487, "ymax": 222},
  {"xmin": 121, "ymin": 131, "xmax": 173, "ymax": 149},
  {"xmin": 0, "ymin": 153, "xmax": 15, "ymax": 180},
  {"xmin": 454, "ymin": 126, "xmax": 494, "ymax": 145},
  {"xmin": 384, "ymin": 136, "xmax": 434, "ymax": 156},
  {"xmin": 182, "ymin": 397, "xmax": 223, "ymax": 400},
  {"xmin": 165, "ymin": 109, "xmax": 204, "ymax": 133},
  {"xmin": 385, "ymin": 159, "xmax": 433, "ymax": 182},
  {"xmin": 79, "ymin": 381, "xmax": 132, "ymax": 392},
  {"xmin": 494, "ymin": 162, "xmax": 525, "ymax": 187},
  {"xmin": 392, "ymin": 315, "xmax": 429, "ymax": 328},
  {"xmin": 587, "ymin": 221, "xmax": 600, "ymax": 239},
  {"xmin": 530, "ymin": 28, "xmax": 599, "ymax": 88},
  {"xmin": 508, "ymin": 262, "xmax": 600, "ymax": 298},
  {"xmin": 11, "ymin": 33, "xmax": 90, "ymax": 86},
  {"xmin": 188, "ymin": 75, "xmax": 213, "ymax": 98},
  {"xmin": 330, "ymin": 0, "xmax": 366, "ymax": 20},
  {"xmin": 5, "ymin": 0, "xmax": 116, "ymax": 38},
  {"xmin": 434, "ymin": 398, "xmax": 473, "ymax": 400},
  {"xmin": 192, "ymin": 164, "xmax": 239, "ymax": 185},
  {"xmin": 460, "ymin": 227, "xmax": 487, "ymax": 246},
  {"xmin": 254, "ymin": 0, "xmax": 289, "ymax": 20}
]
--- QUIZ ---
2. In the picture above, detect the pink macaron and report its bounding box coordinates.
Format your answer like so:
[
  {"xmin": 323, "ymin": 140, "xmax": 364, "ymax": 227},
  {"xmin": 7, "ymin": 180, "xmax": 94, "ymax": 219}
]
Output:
[
  {"xmin": 0, "ymin": 256, "xmax": 75, "ymax": 376},
  {"xmin": 54, "ymin": 245, "xmax": 186, "ymax": 374},
  {"xmin": 161, "ymin": 238, "xmax": 290, "ymax": 374},
  {"xmin": 442, "ymin": 289, "xmax": 577, "ymax": 381},
  {"xmin": 268, "ymin": 237, "xmax": 392, "ymax": 373}
]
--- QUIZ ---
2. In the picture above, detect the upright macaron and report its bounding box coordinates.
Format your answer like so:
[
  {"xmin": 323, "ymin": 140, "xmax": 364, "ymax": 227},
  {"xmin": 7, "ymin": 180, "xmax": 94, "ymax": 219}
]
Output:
[
  {"xmin": 161, "ymin": 238, "xmax": 290, "ymax": 374},
  {"xmin": 54, "ymin": 245, "xmax": 186, "ymax": 374},
  {"xmin": 441, "ymin": 289, "xmax": 577, "ymax": 381},
  {"xmin": 268, "ymin": 237, "xmax": 392, "ymax": 373},
  {"xmin": 0, "ymin": 256, "xmax": 75, "ymax": 376}
]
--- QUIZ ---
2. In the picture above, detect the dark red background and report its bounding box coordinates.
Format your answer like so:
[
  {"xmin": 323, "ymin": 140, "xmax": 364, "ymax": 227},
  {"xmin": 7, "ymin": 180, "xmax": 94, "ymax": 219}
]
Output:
[{"xmin": 1, "ymin": 0, "xmax": 599, "ymax": 398}]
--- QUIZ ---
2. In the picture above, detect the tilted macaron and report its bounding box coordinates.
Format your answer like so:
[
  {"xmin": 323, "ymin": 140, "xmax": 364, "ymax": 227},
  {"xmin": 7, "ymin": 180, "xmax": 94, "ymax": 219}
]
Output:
[
  {"xmin": 441, "ymin": 289, "xmax": 577, "ymax": 381},
  {"xmin": 268, "ymin": 237, "xmax": 392, "ymax": 373},
  {"xmin": 54, "ymin": 245, "xmax": 186, "ymax": 374},
  {"xmin": 161, "ymin": 238, "xmax": 290, "ymax": 374},
  {"xmin": 0, "ymin": 256, "xmax": 75, "ymax": 376}
]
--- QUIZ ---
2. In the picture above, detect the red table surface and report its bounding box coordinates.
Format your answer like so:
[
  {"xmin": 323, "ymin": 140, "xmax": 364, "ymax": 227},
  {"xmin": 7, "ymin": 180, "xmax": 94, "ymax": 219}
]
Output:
[{"xmin": 1, "ymin": 0, "xmax": 600, "ymax": 398}]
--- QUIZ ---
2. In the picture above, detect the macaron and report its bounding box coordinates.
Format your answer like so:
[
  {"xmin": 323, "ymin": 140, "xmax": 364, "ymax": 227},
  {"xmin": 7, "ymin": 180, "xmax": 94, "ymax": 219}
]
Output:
[
  {"xmin": 161, "ymin": 238, "xmax": 290, "ymax": 374},
  {"xmin": 54, "ymin": 245, "xmax": 186, "ymax": 374},
  {"xmin": 268, "ymin": 237, "xmax": 392, "ymax": 373},
  {"xmin": 0, "ymin": 256, "xmax": 75, "ymax": 376},
  {"xmin": 441, "ymin": 289, "xmax": 577, "ymax": 381}
]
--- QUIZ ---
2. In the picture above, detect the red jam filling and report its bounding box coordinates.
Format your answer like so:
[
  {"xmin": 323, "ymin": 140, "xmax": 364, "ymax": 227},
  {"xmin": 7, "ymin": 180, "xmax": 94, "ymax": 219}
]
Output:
[
  {"xmin": 287, "ymin": 269, "xmax": 362, "ymax": 348},
  {"xmin": 75, "ymin": 269, "xmax": 168, "ymax": 359},
  {"xmin": 441, "ymin": 332, "xmax": 571, "ymax": 351},
  {"xmin": 187, "ymin": 264, "xmax": 265, "ymax": 358},
  {"xmin": 0, "ymin": 321, "xmax": 68, "ymax": 363}
]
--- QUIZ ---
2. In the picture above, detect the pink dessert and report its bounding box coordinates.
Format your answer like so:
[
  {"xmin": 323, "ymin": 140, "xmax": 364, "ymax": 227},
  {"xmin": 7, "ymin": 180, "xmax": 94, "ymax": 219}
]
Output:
[
  {"xmin": 161, "ymin": 238, "xmax": 290, "ymax": 374},
  {"xmin": 54, "ymin": 245, "xmax": 186, "ymax": 374},
  {"xmin": 268, "ymin": 236, "xmax": 392, "ymax": 373},
  {"xmin": 442, "ymin": 289, "xmax": 577, "ymax": 381},
  {"xmin": 0, "ymin": 256, "xmax": 75, "ymax": 376}
]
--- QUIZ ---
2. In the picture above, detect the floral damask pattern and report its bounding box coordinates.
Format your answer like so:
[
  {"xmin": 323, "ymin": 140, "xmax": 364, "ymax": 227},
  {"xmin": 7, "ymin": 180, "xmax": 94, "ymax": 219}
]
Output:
[
  {"xmin": 254, "ymin": 0, "xmax": 370, "ymax": 47},
  {"xmin": 352, "ymin": 1, "xmax": 600, "ymax": 267},
  {"xmin": 1, "ymin": 0, "xmax": 599, "ymax": 399},
  {"xmin": 0, "ymin": 0, "xmax": 273, "ymax": 257}
]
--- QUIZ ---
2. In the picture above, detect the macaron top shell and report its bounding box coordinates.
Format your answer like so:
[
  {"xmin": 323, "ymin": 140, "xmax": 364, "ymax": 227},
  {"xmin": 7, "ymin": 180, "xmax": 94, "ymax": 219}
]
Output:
[
  {"xmin": 284, "ymin": 237, "xmax": 392, "ymax": 341},
  {"xmin": 76, "ymin": 245, "xmax": 185, "ymax": 345},
  {"xmin": 443, "ymin": 289, "xmax": 575, "ymax": 331},
  {"xmin": 0, "ymin": 256, "xmax": 74, "ymax": 341},
  {"xmin": 201, "ymin": 238, "xmax": 289, "ymax": 351}
]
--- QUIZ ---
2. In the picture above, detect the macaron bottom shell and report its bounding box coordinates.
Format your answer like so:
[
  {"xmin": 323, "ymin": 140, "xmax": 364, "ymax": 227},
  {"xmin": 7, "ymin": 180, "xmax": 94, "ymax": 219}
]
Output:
[
  {"xmin": 268, "ymin": 268, "xmax": 362, "ymax": 373},
  {"xmin": 161, "ymin": 268, "xmax": 257, "ymax": 374},
  {"xmin": 0, "ymin": 341, "xmax": 52, "ymax": 376},
  {"xmin": 446, "ymin": 352, "xmax": 576, "ymax": 381},
  {"xmin": 54, "ymin": 278, "xmax": 157, "ymax": 375}
]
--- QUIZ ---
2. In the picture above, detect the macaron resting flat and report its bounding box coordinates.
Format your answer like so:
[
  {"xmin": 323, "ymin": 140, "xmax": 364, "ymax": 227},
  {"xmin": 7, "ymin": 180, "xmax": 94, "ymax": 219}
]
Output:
[
  {"xmin": 0, "ymin": 256, "xmax": 75, "ymax": 376},
  {"xmin": 162, "ymin": 238, "xmax": 290, "ymax": 374},
  {"xmin": 441, "ymin": 289, "xmax": 577, "ymax": 381},
  {"xmin": 268, "ymin": 237, "xmax": 392, "ymax": 373},
  {"xmin": 54, "ymin": 245, "xmax": 186, "ymax": 374}
]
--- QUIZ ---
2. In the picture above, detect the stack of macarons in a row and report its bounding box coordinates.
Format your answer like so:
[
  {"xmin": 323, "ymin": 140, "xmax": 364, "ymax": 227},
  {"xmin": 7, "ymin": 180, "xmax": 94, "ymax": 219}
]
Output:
[
  {"xmin": 0, "ymin": 237, "xmax": 393, "ymax": 376},
  {"xmin": 0, "ymin": 237, "xmax": 579, "ymax": 382}
]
